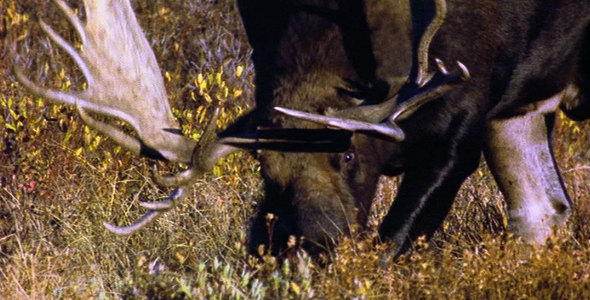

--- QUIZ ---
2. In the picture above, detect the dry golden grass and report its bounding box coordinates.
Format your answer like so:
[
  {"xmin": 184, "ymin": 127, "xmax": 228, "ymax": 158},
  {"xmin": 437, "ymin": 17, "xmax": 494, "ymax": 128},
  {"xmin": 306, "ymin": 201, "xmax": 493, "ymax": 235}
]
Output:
[{"xmin": 2, "ymin": 0, "xmax": 590, "ymax": 299}]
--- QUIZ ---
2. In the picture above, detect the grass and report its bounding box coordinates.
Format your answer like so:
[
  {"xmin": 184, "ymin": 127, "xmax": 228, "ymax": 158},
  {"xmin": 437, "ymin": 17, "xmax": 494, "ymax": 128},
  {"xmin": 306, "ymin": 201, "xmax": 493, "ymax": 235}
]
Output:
[{"xmin": 2, "ymin": 0, "xmax": 590, "ymax": 299}]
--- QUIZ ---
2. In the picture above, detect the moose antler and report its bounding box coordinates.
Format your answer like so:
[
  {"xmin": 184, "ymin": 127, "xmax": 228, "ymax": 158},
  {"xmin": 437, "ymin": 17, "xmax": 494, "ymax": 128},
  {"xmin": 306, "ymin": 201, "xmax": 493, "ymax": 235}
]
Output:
[
  {"xmin": 14, "ymin": 0, "xmax": 198, "ymax": 163},
  {"xmin": 104, "ymin": 106, "xmax": 245, "ymax": 234},
  {"xmin": 274, "ymin": 0, "xmax": 470, "ymax": 139},
  {"xmin": 274, "ymin": 59, "xmax": 469, "ymax": 141},
  {"xmin": 14, "ymin": 0, "xmax": 250, "ymax": 234}
]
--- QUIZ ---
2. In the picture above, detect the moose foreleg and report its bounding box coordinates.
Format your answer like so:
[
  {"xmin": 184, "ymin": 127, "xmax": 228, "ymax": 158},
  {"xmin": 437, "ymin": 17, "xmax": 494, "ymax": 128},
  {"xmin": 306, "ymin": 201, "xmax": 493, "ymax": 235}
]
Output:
[{"xmin": 484, "ymin": 93, "xmax": 572, "ymax": 245}]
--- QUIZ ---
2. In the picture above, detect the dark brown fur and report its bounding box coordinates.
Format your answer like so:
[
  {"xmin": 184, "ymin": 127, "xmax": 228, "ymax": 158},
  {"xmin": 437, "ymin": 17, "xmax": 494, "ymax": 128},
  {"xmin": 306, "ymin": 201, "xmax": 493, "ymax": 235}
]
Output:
[{"xmin": 232, "ymin": 0, "xmax": 590, "ymax": 256}]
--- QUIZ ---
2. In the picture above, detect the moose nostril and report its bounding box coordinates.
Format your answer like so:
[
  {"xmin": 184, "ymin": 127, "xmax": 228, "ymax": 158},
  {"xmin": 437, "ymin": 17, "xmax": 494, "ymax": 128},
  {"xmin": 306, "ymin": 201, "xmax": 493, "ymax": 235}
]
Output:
[{"xmin": 551, "ymin": 198, "xmax": 571, "ymax": 215}]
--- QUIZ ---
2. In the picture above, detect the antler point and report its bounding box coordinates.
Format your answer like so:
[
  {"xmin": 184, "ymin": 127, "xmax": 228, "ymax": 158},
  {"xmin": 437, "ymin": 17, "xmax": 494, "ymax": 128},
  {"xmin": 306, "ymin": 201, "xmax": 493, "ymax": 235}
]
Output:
[{"xmin": 456, "ymin": 61, "xmax": 470, "ymax": 80}]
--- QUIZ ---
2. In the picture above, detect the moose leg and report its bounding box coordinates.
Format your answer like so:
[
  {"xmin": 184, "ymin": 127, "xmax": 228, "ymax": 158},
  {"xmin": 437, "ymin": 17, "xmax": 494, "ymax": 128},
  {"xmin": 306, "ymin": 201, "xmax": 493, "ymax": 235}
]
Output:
[
  {"xmin": 379, "ymin": 112, "xmax": 484, "ymax": 257},
  {"xmin": 484, "ymin": 94, "xmax": 572, "ymax": 245}
]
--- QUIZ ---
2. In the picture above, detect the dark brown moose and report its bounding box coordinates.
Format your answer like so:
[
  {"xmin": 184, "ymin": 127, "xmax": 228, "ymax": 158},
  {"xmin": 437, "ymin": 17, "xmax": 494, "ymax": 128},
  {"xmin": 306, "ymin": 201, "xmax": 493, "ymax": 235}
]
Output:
[{"xmin": 14, "ymin": 0, "xmax": 590, "ymax": 259}]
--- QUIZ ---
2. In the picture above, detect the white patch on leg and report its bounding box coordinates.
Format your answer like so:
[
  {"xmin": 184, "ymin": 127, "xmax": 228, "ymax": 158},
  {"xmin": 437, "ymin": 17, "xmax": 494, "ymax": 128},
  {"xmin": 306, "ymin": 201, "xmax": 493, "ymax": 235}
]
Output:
[{"xmin": 485, "ymin": 92, "xmax": 572, "ymax": 245}]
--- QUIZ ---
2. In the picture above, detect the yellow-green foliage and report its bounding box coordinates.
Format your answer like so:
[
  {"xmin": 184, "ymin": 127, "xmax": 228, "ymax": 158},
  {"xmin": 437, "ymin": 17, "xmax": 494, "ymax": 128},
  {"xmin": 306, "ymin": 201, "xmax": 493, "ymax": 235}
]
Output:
[{"xmin": 1, "ymin": 0, "xmax": 590, "ymax": 299}]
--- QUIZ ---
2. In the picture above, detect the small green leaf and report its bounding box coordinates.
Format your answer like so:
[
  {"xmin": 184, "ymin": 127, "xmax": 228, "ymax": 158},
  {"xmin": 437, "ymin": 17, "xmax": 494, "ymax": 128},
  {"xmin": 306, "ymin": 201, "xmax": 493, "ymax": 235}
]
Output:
[{"xmin": 5, "ymin": 123, "xmax": 16, "ymax": 131}]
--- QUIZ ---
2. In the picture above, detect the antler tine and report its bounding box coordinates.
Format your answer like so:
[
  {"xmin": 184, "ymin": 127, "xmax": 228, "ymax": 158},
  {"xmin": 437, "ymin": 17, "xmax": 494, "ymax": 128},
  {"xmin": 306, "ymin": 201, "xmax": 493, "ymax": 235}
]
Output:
[
  {"xmin": 152, "ymin": 107, "xmax": 222, "ymax": 187},
  {"xmin": 388, "ymin": 59, "xmax": 470, "ymax": 122},
  {"xmin": 77, "ymin": 104, "xmax": 142, "ymax": 155},
  {"xmin": 414, "ymin": 0, "xmax": 447, "ymax": 86},
  {"xmin": 152, "ymin": 106, "xmax": 255, "ymax": 187},
  {"xmin": 103, "ymin": 209, "xmax": 162, "ymax": 235},
  {"xmin": 103, "ymin": 187, "xmax": 189, "ymax": 235},
  {"xmin": 104, "ymin": 107, "xmax": 248, "ymax": 234},
  {"xmin": 16, "ymin": 64, "xmax": 144, "ymax": 156},
  {"xmin": 274, "ymin": 107, "xmax": 406, "ymax": 141},
  {"xmin": 54, "ymin": 0, "xmax": 87, "ymax": 45},
  {"xmin": 38, "ymin": 19, "xmax": 93, "ymax": 85},
  {"xmin": 139, "ymin": 188, "xmax": 190, "ymax": 210},
  {"xmin": 13, "ymin": 65, "xmax": 88, "ymax": 106},
  {"xmin": 13, "ymin": 0, "xmax": 93, "ymax": 103}
]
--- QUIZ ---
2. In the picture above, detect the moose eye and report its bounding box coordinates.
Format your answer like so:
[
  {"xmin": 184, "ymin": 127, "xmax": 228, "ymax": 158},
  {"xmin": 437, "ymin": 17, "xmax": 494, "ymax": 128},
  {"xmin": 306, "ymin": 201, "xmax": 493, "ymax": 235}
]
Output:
[{"xmin": 344, "ymin": 152, "xmax": 355, "ymax": 163}]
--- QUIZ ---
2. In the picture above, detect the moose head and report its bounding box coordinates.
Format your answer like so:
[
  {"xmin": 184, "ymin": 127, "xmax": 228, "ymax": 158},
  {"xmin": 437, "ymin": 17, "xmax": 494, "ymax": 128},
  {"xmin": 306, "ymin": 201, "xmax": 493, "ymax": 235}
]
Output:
[{"xmin": 14, "ymin": 0, "xmax": 468, "ymax": 256}]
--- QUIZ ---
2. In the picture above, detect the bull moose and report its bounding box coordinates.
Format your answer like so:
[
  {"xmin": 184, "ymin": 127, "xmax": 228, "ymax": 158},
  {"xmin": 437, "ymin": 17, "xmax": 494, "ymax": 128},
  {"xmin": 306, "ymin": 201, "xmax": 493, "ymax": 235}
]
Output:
[{"xmin": 14, "ymin": 0, "xmax": 590, "ymax": 259}]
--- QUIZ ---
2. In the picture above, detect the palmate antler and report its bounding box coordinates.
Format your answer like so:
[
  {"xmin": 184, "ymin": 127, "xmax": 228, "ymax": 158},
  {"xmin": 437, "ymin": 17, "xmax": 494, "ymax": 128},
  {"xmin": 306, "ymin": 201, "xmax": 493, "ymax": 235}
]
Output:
[
  {"xmin": 275, "ymin": 0, "xmax": 470, "ymax": 138},
  {"xmin": 14, "ymin": 0, "xmax": 197, "ymax": 163},
  {"xmin": 14, "ymin": 0, "xmax": 247, "ymax": 234}
]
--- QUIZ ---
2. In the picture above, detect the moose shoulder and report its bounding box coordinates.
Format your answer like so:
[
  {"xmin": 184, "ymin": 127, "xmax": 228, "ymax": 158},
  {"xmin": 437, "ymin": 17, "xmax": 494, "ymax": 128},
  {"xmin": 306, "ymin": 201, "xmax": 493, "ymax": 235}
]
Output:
[{"xmin": 14, "ymin": 0, "xmax": 590, "ymax": 260}]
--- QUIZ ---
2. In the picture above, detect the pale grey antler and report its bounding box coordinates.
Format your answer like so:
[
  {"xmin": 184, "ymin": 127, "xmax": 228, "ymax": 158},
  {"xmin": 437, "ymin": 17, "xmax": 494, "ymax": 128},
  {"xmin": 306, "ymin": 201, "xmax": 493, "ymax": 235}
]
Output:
[
  {"xmin": 14, "ymin": 0, "xmax": 197, "ymax": 163},
  {"xmin": 104, "ymin": 107, "xmax": 243, "ymax": 235},
  {"xmin": 14, "ymin": 0, "xmax": 248, "ymax": 234}
]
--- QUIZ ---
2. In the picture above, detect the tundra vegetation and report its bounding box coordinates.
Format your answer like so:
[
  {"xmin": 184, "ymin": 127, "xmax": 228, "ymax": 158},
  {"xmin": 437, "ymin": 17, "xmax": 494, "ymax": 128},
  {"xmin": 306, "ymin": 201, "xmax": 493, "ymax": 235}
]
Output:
[{"xmin": 2, "ymin": 0, "xmax": 590, "ymax": 299}]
